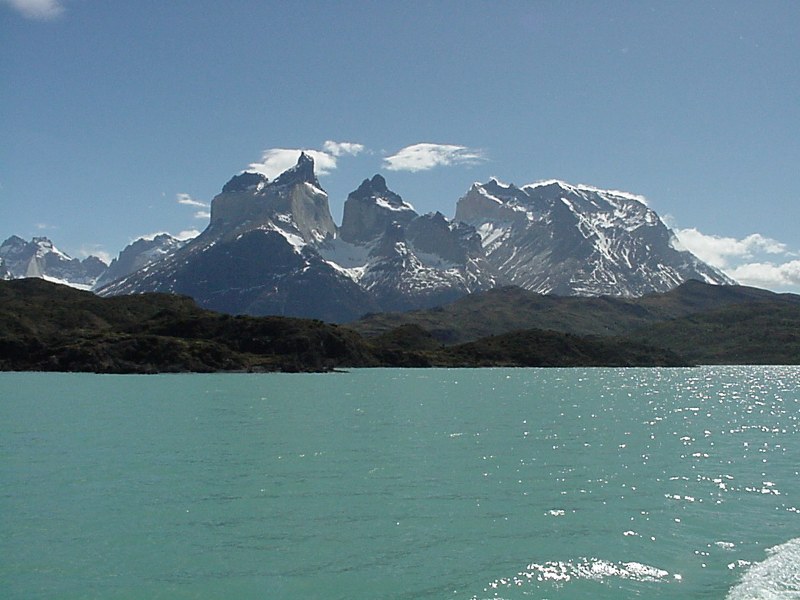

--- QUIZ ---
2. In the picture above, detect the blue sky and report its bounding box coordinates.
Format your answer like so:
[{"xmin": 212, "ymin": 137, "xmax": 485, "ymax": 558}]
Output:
[{"xmin": 2, "ymin": 0, "xmax": 799, "ymax": 292}]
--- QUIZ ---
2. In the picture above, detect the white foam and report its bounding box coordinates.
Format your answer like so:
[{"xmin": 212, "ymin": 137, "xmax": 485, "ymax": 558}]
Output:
[
  {"xmin": 726, "ymin": 537, "xmax": 800, "ymax": 600},
  {"xmin": 480, "ymin": 557, "xmax": 672, "ymax": 593}
]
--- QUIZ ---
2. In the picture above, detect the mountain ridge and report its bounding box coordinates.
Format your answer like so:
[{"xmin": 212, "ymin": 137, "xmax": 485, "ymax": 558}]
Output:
[{"xmin": 5, "ymin": 154, "xmax": 736, "ymax": 318}]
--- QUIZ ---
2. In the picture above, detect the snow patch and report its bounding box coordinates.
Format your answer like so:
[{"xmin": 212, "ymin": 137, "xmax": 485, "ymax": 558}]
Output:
[
  {"xmin": 318, "ymin": 238, "xmax": 371, "ymax": 268},
  {"xmin": 374, "ymin": 196, "xmax": 416, "ymax": 212}
]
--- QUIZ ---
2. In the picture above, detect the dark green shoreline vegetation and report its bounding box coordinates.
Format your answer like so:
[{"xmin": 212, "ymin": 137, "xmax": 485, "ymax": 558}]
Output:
[{"xmin": 1, "ymin": 279, "xmax": 798, "ymax": 373}]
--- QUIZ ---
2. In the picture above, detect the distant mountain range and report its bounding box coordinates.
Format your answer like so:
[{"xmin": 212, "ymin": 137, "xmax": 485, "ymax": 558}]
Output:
[
  {"xmin": 3, "ymin": 154, "xmax": 733, "ymax": 320},
  {"xmin": 0, "ymin": 235, "xmax": 106, "ymax": 288}
]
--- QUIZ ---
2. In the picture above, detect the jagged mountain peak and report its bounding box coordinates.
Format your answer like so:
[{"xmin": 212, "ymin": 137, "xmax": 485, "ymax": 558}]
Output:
[
  {"xmin": 0, "ymin": 235, "xmax": 106, "ymax": 289},
  {"xmin": 209, "ymin": 152, "xmax": 336, "ymax": 243},
  {"xmin": 356, "ymin": 173, "xmax": 389, "ymax": 195},
  {"xmin": 91, "ymin": 162, "xmax": 736, "ymax": 321},
  {"xmin": 0, "ymin": 235, "xmax": 27, "ymax": 252},
  {"xmin": 222, "ymin": 172, "xmax": 269, "ymax": 194},
  {"xmin": 522, "ymin": 179, "xmax": 650, "ymax": 207},
  {"xmin": 456, "ymin": 177, "xmax": 733, "ymax": 296},
  {"xmin": 350, "ymin": 174, "xmax": 413, "ymax": 209},
  {"xmin": 340, "ymin": 174, "xmax": 416, "ymax": 244},
  {"xmin": 272, "ymin": 152, "xmax": 320, "ymax": 188}
]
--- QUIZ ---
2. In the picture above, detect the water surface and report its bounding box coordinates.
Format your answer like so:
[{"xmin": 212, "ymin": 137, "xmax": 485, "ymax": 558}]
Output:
[{"xmin": 1, "ymin": 367, "xmax": 798, "ymax": 599}]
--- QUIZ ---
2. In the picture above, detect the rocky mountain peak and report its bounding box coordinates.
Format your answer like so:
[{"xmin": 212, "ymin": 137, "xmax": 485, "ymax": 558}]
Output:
[
  {"xmin": 272, "ymin": 152, "xmax": 320, "ymax": 188},
  {"xmin": 352, "ymin": 173, "xmax": 391, "ymax": 197},
  {"xmin": 457, "ymin": 177, "xmax": 734, "ymax": 296},
  {"xmin": 340, "ymin": 174, "xmax": 416, "ymax": 244},
  {"xmin": 0, "ymin": 235, "xmax": 27, "ymax": 256},
  {"xmin": 0, "ymin": 235, "xmax": 106, "ymax": 288},
  {"xmin": 209, "ymin": 152, "xmax": 336, "ymax": 243},
  {"xmin": 222, "ymin": 172, "xmax": 268, "ymax": 193}
]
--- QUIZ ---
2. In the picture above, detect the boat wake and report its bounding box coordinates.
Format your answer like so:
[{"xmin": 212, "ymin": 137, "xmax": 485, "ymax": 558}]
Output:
[{"xmin": 726, "ymin": 538, "xmax": 800, "ymax": 600}]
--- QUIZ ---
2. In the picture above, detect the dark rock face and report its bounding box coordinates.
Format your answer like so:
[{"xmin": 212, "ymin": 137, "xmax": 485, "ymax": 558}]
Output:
[
  {"xmin": 93, "ymin": 233, "xmax": 184, "ymax": 290},
  {"xmin": 339, "ymin": 174, "xmax": 416, "ymax": 244},
  {"xmin": 272, "ymin": 151, "xmax": 319, "ymax": 188},
  {"xmin": 222, "ymin": 172, "xmax": 269, "ymax": 193},
  {"xmin": 405, "ymin": 211, "xmax": 483, "ymax": 264}
]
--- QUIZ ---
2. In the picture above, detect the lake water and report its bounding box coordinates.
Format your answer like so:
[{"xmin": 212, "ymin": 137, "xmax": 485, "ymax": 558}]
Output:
[{"xmin": 1, "ymin": 367, "xmax": 799, "ymax": 599}]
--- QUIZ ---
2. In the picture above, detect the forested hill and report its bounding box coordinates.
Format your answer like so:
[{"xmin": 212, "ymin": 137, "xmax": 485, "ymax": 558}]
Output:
[{"xmin": 2, "ymin": 279, "xmax": 798, "ymax": 372}]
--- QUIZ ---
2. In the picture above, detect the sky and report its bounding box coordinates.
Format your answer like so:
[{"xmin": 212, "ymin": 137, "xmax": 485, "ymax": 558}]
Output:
[{"xmin": 2, "ymin": 0, "xmax": 799, "ymax": 293}]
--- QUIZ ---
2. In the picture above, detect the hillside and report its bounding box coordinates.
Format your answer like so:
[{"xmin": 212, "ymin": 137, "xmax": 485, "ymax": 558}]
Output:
[
  {"xmin": 349, "ymin": 280, "xmax": 800, "ymax": 343},
  {"xmin": 0, "ymin": 279, "xmax": 376, "ymax": 373},
  {"xmin": 0, "ymin": 279, "xmax": 691, "ymax": 372},
  {"xmin": 624, "ymin": 302, "xmax": 800, "ymax": 364}
]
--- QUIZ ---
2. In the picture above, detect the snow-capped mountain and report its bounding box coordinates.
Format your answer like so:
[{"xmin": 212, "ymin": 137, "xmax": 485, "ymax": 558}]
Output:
[
  {"xmin": 93, "ymin": 155, "xmax": 733, "ymax": 320},
  {"xmin": 319, "ymin": 174, "xmax": 498, "ymax": 311},
  {"xmin": 99, "ymin": 155, "xmax": 497, "ymax": 319},
  {"xmin": 455, "ymin": 178, "xmax": 733, "ymax": 296},
  {"xmin": 93, "ymin": 233, "xmax": 186, "ymax": 290},
  {"xmin": 0, "ymin": 236, "xmax": 108, "ymax": 289},
  {"xmin": 98, "ymin": 154, "xmax": 379, "ymax": 322}
]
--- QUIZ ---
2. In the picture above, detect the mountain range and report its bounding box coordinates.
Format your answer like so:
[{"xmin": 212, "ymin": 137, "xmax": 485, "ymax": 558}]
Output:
[
  {"xmin": 3, "ymin": 154, "xmax": 733, "ymax": 320},
  {"xmin": 0, "ymin": 235, "xmax": 106, "ymax": 288}
]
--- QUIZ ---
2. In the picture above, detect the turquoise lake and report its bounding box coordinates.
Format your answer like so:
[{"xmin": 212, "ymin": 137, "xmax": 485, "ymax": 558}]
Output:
[{"xmin": 1, "ymin": 367, "xmax": 799, "ymax": 599}]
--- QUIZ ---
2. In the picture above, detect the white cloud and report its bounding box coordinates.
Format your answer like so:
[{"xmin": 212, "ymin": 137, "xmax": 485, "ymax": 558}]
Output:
[
  {"xmin": 322, "ymin": 140, "xmax": 365, "ymax": 157},
  {"xmin": 383, "ymin": 143, "xmax": 486, "ymax": 172},
  {"xmin": 673, "ymin": 227, "xmax": 800, "ymax": 293},
  {"xmin": 176, "ymin": 193, "xmax": 207, "ymax": 208},
  {"xmin": 727, "ymin": 260, "xmax": 800, "ymax": 290},
  {"xmin": 194, "ymin": 210, "xmax": 211, "ymax": 220},
  {"xmin": 137, "ymin": 229, "xmax": 200, "ymax": 242},
  {"xmin": 77, "ymin": 245, "xmax": 111, "ymax": 265},
  {"xmin": 3, "ymin": 0, "xmax": 64, "ymax": 19},
  {"xmin": 247, "ymin": 140, "xmax": 365, "ymax": 180},
  {"xmin": 175, "ymin": 229, "xmax": 200, "ymax": 241},
  {"xmin": 674, "ymin": 228, "xmax": 787, "ymax": 269}
]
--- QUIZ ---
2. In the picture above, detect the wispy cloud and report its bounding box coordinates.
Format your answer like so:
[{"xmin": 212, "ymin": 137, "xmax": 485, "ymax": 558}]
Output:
[
  {"xmin": 383, "ymin": 143, "xmax": 486, "ymax": 172},
  {"xmin": 176, "ymin": 193, "xmax": 207, "ymax": 208},
  {"xmin": 194, "ymin": 210, "xmax": 211, "ymax": 220},
  {"xmin": 247, "ymin": 140, "xmax": 365, "ymax": 180},
  {"xmin": 2, "ymin": 0, "xmax": 64, "ymax": 20},
  {"xmin": 77, "ymin": 245, "xmax": 111, "ymax": 265},
  {"xmin": 674, "ymin": 227, "xmax": 799, "ymax": 292},
  {"xmin": 322, "ymin": 140, "xmax": 365, "ymax": 157}
]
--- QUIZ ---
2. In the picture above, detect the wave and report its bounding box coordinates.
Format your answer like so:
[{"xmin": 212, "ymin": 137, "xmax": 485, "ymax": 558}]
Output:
[
  {"xmin": 726, "ymin": 538, "xmax": 800, "ymax": 600},
  {"xmin": 473, "ymin": 557, "xmax": 674, "ymax": 597}
]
